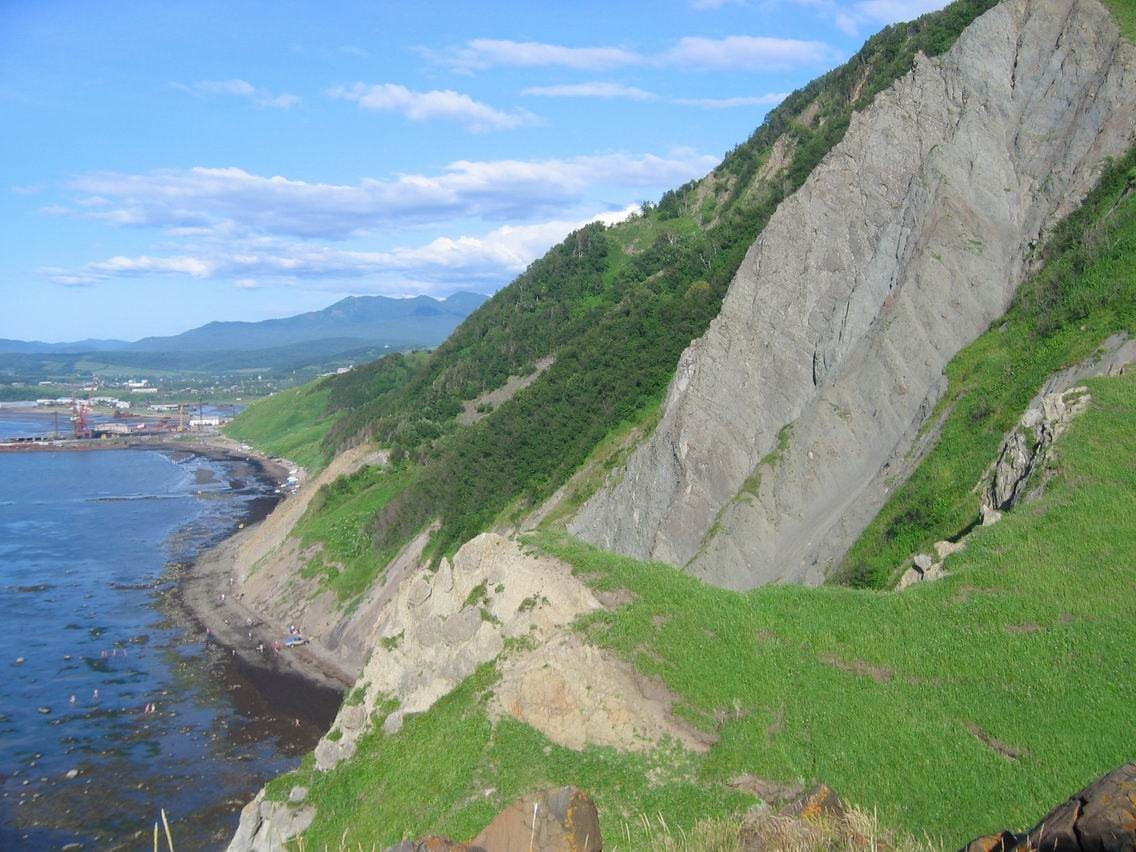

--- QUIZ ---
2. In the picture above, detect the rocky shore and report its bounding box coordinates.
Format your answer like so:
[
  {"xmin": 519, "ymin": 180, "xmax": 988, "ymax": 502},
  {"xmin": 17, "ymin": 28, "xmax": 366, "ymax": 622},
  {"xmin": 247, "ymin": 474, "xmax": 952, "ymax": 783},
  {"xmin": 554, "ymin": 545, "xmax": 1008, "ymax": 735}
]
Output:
[{"xmin": 168, "ymin": 434, "xmax": 357, "ymax": 694}]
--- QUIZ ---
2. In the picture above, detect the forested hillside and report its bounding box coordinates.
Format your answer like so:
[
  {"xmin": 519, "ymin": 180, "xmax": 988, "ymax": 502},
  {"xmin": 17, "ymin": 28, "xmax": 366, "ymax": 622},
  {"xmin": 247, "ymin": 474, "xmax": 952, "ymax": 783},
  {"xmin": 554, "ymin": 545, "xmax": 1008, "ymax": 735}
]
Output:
[{"xmin": 230, "ymin": 0, "xmax": 1003, "ymax": 596}]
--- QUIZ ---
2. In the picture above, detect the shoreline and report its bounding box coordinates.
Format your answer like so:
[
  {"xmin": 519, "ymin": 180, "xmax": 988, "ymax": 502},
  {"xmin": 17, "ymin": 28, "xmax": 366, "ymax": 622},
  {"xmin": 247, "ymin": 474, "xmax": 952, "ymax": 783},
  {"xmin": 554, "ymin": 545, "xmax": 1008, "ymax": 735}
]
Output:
[
  {"xmin": 0, "ymin": 432, "xmax": 354, "ymax": 695},
  {"xmin": 167, "ymin": 434, "xmax": 357, "ymax": 694}
]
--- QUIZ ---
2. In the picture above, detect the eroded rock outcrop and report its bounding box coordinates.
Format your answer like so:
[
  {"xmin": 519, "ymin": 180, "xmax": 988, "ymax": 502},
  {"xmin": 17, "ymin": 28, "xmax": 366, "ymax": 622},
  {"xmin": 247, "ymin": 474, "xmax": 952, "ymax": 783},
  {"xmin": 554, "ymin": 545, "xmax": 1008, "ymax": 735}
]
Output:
[
  {"xmin": 225, "ymin": 790, "xmax": 315, "ymax": 852},
  {"xmin": 311, "ymin": 532, "xmax": 702, "ymax": 775},
  {"xmin": 983, "ymin": 334, "xmax": 1136, "ymax": 522},
  {"xmin": 572, "ymin": 0, "xmax": 1136, "ymax": 589},
  {"xmin": 898, "ymin": 334, "xmax": 1135, "ymax": 590}
]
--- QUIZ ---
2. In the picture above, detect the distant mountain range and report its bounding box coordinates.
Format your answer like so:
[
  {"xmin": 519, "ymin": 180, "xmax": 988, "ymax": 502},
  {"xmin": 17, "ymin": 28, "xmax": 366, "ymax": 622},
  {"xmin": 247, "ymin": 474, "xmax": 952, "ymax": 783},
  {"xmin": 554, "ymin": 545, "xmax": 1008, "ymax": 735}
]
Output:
[
  {"xmin": 0, "ymin": 293, "xmax": 488, "ymax": 356},
  {"xmin": 0, "ymin": 338, "xmax": 130, "ymax": 354}
]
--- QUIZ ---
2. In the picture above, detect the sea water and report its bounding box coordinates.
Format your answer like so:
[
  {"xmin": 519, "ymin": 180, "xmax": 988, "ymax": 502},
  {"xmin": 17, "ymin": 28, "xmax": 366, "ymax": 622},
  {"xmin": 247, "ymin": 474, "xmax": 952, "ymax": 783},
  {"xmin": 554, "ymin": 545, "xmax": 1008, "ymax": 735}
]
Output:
[{"xmin": 0, "ymin": 449, "xmax": 336, "ymax": 850}]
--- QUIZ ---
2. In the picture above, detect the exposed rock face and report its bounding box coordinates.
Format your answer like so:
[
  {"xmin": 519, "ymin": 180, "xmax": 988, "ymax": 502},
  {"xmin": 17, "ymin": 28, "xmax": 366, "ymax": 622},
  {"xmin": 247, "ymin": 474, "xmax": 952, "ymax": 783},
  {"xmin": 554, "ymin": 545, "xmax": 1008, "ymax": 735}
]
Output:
[
  {"xmin": 984, "ymin": 386, "xmax": 1092, "ymax": 515},
  {"xmin": 226, "ymin": 790, "xmax": 315, "ymax": 852},
  {"xmin": 572, "ymin": 0, "xmax": 1136, "ymax": 589},
  {"xmin": 491, "ymin": 634, "xmax": 713, "ymax": 752},
  {"xmin": 318, "ymin": 532, "xmax": 705, "ymax": 767},
  {"xmin": 960, "ymin": 762, "xmax": 1136, "ymax": 852},
  {"xmin": 363, "ymin": 533, "xmax": 603, "ymax": 741},
  {"xmin": 899, "ymin": 335, "xmax": 1134, "ymax": 589},
  {"xmin": 984, "ymin": 334, "xmax": 1136, "ymax": 517}
]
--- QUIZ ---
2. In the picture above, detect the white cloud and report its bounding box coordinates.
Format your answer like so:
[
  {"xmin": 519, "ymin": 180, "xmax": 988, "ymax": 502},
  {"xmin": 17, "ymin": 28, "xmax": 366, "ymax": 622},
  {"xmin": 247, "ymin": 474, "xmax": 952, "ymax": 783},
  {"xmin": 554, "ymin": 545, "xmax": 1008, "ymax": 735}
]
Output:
[
  {"xmin": 41, "ymin": 206, "xmax": 640, "ymax": 293},
  {"xmin": 429, "ymin": 39, "xmax": 641, "ymax": 73},
  {"xmin": 522, "ymin": 82, "xmax": 657, "ymax": 100},
  {"xmin": 176, "ymin": 79, "xmax": 300, "ymax": 109},
  {"xmin": 57, "ymin": 151, "xmax": 717, "ymax": 240},
  {"xmin": 327, "ymin": 82, "xmax": 536, "ymax": 132},
  {"xmin": 854, "ymin": 0, "xmax": 949, "ymax": 24},
  {"xmin": 785, "ymin": 0, "xmax": 949, "ymax": 35},
  {"xmin": 428, "ymin": 35, "xmax": 838, "ymax": 74},
  {"xmin": 674, "ymin": 93, "xmax": 788, "ymax": 108},
  {"xmin": 665, "ymin": 35, "xmax": 838, "ymax": 70}
]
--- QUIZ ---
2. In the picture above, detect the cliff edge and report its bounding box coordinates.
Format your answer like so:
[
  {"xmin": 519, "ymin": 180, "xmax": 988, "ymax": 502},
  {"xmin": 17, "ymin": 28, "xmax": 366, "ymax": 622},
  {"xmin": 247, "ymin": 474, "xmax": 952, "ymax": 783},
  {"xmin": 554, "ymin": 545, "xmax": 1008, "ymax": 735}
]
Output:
[{"xmin": 571, "ymin": 0, "xmax": 1136, "ymax": 588}]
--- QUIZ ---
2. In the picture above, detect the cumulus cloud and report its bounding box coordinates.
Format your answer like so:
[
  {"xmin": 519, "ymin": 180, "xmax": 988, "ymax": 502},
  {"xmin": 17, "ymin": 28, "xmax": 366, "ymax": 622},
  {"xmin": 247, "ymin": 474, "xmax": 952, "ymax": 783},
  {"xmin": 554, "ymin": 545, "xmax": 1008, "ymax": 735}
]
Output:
[
  {"xmin": 326, "ymin": 82, "xmax": 536, "ymax": 132},
  {"xmin": 665, "ymin": 35, "xmax": 838, "ymax": 70},
  {"xmin": 56, "ymin": 151, "xmax": 717, "ymax": 240},
  {"xmin": 41, "ymin": 206, "xmax": 639, "ymax": 293},
  {"xmin": 176, "ymin": 79, "xmax": 299, "ymax": 109},
  {"xmin": 674, "ymin": 93, "xmax": 788, "ymax": 108},
  {"xmin": 428, "ymin": 39, "xmax": 641, "ymax": 73},
  {"xmin": 522, "ymin": 82, "xmax": 657, "ymax": 100}
]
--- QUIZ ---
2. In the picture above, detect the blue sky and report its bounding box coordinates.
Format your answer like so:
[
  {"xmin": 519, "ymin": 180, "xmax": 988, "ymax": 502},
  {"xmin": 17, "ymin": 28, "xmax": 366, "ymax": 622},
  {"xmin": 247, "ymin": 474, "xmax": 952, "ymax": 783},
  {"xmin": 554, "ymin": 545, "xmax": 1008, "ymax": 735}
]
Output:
[{"xmin": 1, "ymin": 0, "xmax": 948, "ymax": 341}]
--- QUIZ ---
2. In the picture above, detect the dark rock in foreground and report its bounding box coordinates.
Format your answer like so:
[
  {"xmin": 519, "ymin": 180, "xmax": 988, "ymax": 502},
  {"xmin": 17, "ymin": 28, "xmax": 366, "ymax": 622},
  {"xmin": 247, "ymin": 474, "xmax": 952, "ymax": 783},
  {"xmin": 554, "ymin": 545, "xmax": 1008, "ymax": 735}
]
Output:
[{"xmin": 961, "ymin": 763, "xmax": 1136, "ymax": 852}]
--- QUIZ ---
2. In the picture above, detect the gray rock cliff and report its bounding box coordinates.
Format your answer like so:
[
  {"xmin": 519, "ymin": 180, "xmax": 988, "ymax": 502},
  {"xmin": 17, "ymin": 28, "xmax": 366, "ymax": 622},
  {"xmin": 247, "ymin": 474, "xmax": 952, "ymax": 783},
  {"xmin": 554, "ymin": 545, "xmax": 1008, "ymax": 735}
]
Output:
[{"xmin": 571, "ymin": 0, "xmax": 1136, "ymax": 588}]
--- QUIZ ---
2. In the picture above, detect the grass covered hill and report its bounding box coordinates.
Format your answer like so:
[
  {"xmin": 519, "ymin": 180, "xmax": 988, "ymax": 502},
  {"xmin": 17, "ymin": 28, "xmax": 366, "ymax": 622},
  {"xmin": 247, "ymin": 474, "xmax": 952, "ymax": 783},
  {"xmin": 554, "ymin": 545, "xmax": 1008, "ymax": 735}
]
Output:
[
  {"xmin": 227, "ymin": 2, "xmax": 1136, "ymax": 849},
  {"xmin": 268, "ymin": 366, "xmax": 1136, "ymax": 849},
  {"xmin": 254, "ymin": 130, "xmax": 1136, "ymax": 851}
]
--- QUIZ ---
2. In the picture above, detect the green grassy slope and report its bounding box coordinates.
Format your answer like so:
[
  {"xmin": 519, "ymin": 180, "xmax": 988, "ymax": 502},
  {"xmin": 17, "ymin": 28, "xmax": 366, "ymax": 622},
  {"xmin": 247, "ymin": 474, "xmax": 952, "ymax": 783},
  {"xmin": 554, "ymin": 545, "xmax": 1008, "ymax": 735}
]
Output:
[
  {"xmin": 276, "ymin": 368, "xmax": 1136, "ymax": 848},
  {"xmin": 1101, "ymin": 0, "xmax": 1136, "ymax": 40},
  {"xmin": 838, "ymin": 150, "xmax": 1136, "ymax": 588},
  {"xmin": 223, "ymin": 350, "xmax": 429, "ymax": 473},
  {"xmin": 223, "ymin": 384, "xmax": 333, "ymax": 473},
  {"xmin": 291, "ymin": 462, "xmax": 415, "ymax": 601}
]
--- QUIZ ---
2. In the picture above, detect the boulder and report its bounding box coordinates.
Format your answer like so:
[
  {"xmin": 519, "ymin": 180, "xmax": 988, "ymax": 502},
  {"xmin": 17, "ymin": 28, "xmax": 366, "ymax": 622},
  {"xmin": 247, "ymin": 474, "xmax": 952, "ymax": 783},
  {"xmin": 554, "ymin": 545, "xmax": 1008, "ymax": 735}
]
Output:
[
  {"xmin": 779, "ymin": 783, "xmax": 845, "ymax": 821},
  {"xmin": 472, "ymin": 787, "xmax": 602, "ymax": 852},
  {"xmin": 961, "ymin": 831, "xmax": 1019, "ymax": 852},
  {"xmin": 958, "ymin": 763, "xmax": 1136, "ymax": 852},
  {"xmin": 226, "ymin": 789, "xmax": 316, "ymax": 852}
]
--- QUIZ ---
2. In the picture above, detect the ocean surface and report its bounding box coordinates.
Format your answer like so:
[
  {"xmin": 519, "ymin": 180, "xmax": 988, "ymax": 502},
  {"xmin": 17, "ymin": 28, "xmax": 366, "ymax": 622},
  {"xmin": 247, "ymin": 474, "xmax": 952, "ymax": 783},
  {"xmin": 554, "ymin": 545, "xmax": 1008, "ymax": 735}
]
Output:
[{"xmin": 0, "ymin": 449, "xmax": 337, "ymax": 850}]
